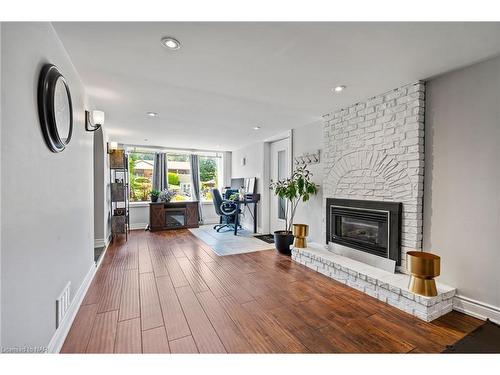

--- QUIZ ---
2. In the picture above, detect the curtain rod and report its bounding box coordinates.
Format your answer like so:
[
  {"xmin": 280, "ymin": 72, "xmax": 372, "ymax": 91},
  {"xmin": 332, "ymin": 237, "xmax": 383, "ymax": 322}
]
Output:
[{"xmin": 123, "ymin": 143, "xmax": 227, "ymax": 155}]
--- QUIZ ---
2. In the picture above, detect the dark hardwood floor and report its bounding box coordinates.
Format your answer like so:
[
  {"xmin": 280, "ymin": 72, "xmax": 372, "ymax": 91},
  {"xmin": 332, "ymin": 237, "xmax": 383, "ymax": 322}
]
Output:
[{"xmin": 61, "ymin": 229, "xmax": 482, "ymax": 353}]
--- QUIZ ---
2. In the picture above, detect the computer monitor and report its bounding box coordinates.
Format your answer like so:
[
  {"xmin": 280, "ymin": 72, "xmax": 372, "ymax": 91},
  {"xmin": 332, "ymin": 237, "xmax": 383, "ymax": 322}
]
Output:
[
  {"xmin": 244, "ymin": 177, "xmax": 256, "ymax": 194},
  {"xmin": 230, "ymin": 177, "xmax": 256, "ymax": 194},
  {"xmin": 230, "ymin": 178, "xmax": 244, "ymax": 190}
]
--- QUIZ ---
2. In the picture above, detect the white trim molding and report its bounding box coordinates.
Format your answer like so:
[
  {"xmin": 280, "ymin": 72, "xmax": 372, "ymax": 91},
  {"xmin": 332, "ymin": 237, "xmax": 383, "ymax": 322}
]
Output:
[
  {"xmin": 453, "ymin": 294, "xmax": 500, "ymax": 324},
  {"xmin": 201, "ymin": 219, "xmax": 219, "ymax": 225},
  {"xmin": 47, "ymin": 235, "xmax": 112, "ymax": 353},
  {"xmin": 130, "ymin": 222, "xmax": 148, "ymax": 230},
  {"xmin": 129, "ymin": 201, "xmax": 150, "ymax": 207},
  {"xmin": 94, "ymin": 238, "xmax": 104, "ymax": 248},
  {"xmin": 46, "ymin": 262, "xmax": 96, "ymax": 353},
  {"xmin": 94, "ymin": 233, "xmax": 112, "ymax": 249}
]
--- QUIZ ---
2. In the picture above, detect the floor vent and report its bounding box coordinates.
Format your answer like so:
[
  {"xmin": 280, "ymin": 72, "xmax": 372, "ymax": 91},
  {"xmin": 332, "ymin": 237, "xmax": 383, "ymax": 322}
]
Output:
[{"xmin": 56, "ymin": 282, "xmax": 71, "ymax": 329}]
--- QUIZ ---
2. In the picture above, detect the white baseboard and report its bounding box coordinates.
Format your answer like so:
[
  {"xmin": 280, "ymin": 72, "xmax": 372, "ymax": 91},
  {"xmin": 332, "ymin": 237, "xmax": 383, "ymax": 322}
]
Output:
[
  {"xmin": 95, "ymin": 238, "xmax": 110, "ymax": 269},
  {"xmin": 130, "ymin": 222, "xmax": 148, "ymax": 230},
  {"xmin": 46, "ymin": 262, "xmax": 96, "ymax": 353},
  {"xmin": 201, "ymin": 219, "xmax": 219, "ymax": 225},
  {"xmin": 453, "ymin": 294, "xmax": 500, "ymax": 324},
  {"xmin": 47, "ymin": 234, "xmax": 112, "ymax": 353},
  {"xmin": 94, "ymin": 238, "xmax": 105, "ymax": 248},
  {"xmin": 94, "ymin": 233, "xmax": 111, "ymax": 248}
]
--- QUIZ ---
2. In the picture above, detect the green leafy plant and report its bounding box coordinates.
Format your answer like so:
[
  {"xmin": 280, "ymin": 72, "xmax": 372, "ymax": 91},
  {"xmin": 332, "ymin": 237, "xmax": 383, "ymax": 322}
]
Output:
[
  {"xmin": 150, "ymin": 189, "xmax": 160, "ymax": 198},
  {"xmin": 132, "ymin": 176, "xmax": 152, "ymax": 201},
  {"xmin": 200, "ymin": 157, "xmax": 217, "ymax": 181},
  {"xmin": 269, "ymin": 165, "xmax": 318, "ymax": 233},
  {"xmin": 229, "ymin": 193, "xmax": 239, "ymax": 201},
  {"xmin": 168, "ymin": 172, "xmax": 180, "ymax": 186}
]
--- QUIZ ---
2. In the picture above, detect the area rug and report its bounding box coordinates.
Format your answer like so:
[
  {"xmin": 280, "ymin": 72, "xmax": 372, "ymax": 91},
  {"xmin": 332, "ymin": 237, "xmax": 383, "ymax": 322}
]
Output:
[
  {"xmin": 189, "ymin": 225, "xmax": 274, "ymax": 256},
  {"xmin": 442, "ymin": 319, "xmax": 500, "ymax": 353},
  {"xmin": 254, "ymin": 234, "xmax": 275, "ymax": 244}
]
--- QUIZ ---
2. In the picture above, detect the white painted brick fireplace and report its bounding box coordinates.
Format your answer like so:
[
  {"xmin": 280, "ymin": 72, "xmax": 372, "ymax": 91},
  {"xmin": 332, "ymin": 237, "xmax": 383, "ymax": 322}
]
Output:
[
  {"xmin": 290, "ymin": 81, "xmax": 456, "ymax": 322},
  {"xmin": 322, "ymin": 81, "xmax": 425, "ymax": 271}
]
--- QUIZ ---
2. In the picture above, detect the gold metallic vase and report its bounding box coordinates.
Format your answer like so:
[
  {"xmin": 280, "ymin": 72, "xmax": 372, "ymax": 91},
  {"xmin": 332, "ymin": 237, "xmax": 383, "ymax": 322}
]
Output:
[
  {"xmin": 406, "ymin": 251, "xmax": 441, "ymax": 297},
  {"xmin": 292, "ymin": 224, "xmax": 309, "ymax": 248}
]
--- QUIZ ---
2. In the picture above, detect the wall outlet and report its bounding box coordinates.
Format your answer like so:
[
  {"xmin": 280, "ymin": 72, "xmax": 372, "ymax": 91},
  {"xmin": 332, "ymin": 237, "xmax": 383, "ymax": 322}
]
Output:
[{"xmin": 56, "ymin": 282, "xmax": 71, "ymax": 329}]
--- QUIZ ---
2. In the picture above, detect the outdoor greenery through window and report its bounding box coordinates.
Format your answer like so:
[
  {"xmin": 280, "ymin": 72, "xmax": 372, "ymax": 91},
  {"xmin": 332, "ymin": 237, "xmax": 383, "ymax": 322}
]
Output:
[
  {"xmin": 128, "ymin": 150, "xmax": 221, "ymax": 203},
  {"xmin": 199, "ymin": 156, "xmax": 219, "ymax": 202},
  {"xmin": 128, "ymin": 152, "xmax": 154, "ymax": 202},
  {"xmin": 167, "ymin": 154, "xmax": 192, "ymax": 201}
]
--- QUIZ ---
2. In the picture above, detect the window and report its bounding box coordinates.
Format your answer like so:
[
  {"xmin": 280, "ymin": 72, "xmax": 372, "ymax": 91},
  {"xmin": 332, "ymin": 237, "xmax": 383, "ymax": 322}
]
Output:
[
  {"xmin": 128, "ymin": 152, "xmax": 154, "ymax": 202},
  {"xmin": 127, "ymin": 150, "xmax": 223, "ymax": 203},
  {"xmin": 167, "ymin": 153, "xmax": 192, "ymax": 201},
  {"xmin": 277, "ymin": 149, "xmax": 286, "ymax": 219},
  {"xmin": 199, "ymin": 155, "xmax": 220, "ymax": 202}
]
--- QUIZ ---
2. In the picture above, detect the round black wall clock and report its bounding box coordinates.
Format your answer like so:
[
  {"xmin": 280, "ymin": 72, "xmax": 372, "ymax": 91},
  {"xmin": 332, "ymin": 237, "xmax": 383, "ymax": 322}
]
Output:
[{"xmin": 37, "ymin": 64, "xmax": 73, "ymax": 153}]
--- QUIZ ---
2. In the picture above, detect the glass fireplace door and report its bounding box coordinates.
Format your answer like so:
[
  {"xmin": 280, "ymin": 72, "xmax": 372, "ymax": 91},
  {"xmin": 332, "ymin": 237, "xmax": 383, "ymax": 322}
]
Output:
[
  {"xmin": 165, "ymin": 208, "xmax": 186, "ymax": 228},
  {"xmin": 331, "ymin": 206, "xmax": 389, "ymax": 258}
]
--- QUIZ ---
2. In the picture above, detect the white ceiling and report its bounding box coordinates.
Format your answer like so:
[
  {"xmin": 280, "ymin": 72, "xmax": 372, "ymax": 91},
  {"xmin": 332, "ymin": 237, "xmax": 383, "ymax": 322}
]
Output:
[{"xmin": 53, "ymin": 22, "xmax": 500, "ymax": 151}]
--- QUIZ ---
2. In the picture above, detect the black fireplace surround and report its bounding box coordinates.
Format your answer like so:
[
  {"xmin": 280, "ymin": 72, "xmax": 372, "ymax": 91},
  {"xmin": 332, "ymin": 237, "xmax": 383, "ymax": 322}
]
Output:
[{"xmin": 326, "ymin": 198, "xmax": 402, "ymax": 265}]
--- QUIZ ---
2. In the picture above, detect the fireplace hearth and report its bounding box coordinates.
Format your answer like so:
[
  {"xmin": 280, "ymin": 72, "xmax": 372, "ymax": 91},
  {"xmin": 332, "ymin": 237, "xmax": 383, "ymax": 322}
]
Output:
[{"xmin": 326, "ymin": 198, "xmax": 402, "ymax": 270}]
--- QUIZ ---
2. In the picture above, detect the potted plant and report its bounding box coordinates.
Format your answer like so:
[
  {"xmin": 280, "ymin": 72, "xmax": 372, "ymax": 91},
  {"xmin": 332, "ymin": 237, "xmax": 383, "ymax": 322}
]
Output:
[
  {"xmin": 269, "ymin": 165, "xmax": 318, "ymax": 254},
  {"xmin": 158, "ymin": 189, "xmax": 175, "ymax": 203},
  {"xmin": 150, "ymin": 189, "xmax": 160, "ymax": 202}
]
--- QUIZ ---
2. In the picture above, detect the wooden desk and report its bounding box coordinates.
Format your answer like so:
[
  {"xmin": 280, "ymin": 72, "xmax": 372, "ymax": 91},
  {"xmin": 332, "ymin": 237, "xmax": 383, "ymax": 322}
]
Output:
[
  {"xmin": 233, "ymin": 193, "xmax": 260, "ymax": 235},
  {"xmin": 149, "ymin": 201, "xmax": 199, "ymax": 231}
]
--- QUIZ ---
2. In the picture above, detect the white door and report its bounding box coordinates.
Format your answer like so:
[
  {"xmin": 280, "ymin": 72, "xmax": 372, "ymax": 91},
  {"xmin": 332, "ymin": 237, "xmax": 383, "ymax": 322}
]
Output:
[{"xmin": 269, "ymin": 138, "xmax": 291, "ymax": 233}]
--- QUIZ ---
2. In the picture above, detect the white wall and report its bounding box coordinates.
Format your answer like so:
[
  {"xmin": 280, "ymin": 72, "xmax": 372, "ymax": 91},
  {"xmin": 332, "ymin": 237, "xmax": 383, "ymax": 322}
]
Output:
[
  {"xmin": 424, "ymin": 55, "xmax": 500, "ymax": 319},
  {"xmin": 93, "ymin": 128, "xmax": 107, "ymax": 247},
  {"xmin": 103, "ymin": 131, "xmax": 111, "ymax": 244},
  {"xmin": 0, "ymin": 21, "xmax": 3, "ymax": 347},
  {"xmin": 231, "ymin": 142, "xmax": 266, "ymax": 232},
  {"xmin": 1, "ymin": 23, "xmax": 94, "ymax": 348},
  {"xmin": 231, "ymin": 128, "xmax": 324, "ymax": 241},
  {"xmin": 201, "ymin": 203, "xmax": 219, "ymax": 224},
  {"xmin": 129, "ymin": 204, "xmax": 149, "ymax": 230},
  {"xmin": 292, "ymin": 121, "xmax": 324, "ymax": 244}
]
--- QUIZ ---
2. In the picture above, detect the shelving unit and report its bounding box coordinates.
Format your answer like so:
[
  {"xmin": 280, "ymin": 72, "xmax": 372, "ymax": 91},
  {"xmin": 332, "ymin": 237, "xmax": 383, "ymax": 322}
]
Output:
[{"xmin": 109, "ymin": 149, "xmax": 130, "ymax": 241}]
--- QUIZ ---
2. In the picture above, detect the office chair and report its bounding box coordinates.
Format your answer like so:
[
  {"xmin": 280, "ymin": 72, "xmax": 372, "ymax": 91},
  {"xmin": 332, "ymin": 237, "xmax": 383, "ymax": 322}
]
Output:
[{"xmin": 211, "ymin": 188, "xmax": 242, "ymax": 232}]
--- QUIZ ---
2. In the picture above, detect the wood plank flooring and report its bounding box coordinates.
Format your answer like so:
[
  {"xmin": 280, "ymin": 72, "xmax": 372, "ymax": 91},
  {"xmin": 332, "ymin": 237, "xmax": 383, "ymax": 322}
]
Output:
[{"xmin": 61, "ymin": 229, "xmax": 483, "ymax": 353}]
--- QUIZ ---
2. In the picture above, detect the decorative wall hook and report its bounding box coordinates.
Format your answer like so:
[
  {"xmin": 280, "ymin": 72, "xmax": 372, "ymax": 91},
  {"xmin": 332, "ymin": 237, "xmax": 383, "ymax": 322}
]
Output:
[{"xmin": 294, "ymin": 150, "xmax": 320, "ymax": 166}]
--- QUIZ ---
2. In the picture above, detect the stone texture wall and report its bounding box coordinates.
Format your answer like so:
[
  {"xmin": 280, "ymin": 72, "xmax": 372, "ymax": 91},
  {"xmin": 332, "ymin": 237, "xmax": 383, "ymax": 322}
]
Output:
[{"xmin": 323, "ymin": 82, "xmax": 425, "ymax": 271}]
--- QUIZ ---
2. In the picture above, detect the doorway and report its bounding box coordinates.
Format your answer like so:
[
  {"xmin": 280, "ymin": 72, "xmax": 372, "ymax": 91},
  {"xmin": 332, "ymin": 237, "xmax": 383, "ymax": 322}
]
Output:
[{"xmin": 269, "ymin": 137, "xmax": 291, "ymax": 233}]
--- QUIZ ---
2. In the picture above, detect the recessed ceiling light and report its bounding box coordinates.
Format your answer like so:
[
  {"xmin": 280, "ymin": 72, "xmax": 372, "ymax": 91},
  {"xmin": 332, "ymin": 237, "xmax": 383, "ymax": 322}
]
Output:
[
  {"xmin": 146, "ymin": 112, "xmax": 158, "ymax": 117},
  {"xmin": 333, "ymin": 85, "xmax": 346, "ymax": 93},
  {"xmin": 161, "ymin": 36, "xmax": 181, "ymax": 50},
  {"xmin": 253, "ymin": 126, "xmax": 261, "ymax": 130},
  {"xmin": 144, "ymin": 138, "xmax": 149, "ymax": 142}
]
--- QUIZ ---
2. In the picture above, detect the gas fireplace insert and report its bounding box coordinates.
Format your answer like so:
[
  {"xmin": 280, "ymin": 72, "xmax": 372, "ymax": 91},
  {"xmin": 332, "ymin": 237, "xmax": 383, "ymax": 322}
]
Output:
[{"xmin": 326, "ymin": 198, "xmax": 402, "ymax": 264}]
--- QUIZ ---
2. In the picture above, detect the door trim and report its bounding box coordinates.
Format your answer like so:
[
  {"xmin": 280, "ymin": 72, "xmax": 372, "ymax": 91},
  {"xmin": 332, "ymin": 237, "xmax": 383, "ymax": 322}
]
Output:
[{"xmin": 264, "ymin": 130, "xmax": 293, "ymax": 234}]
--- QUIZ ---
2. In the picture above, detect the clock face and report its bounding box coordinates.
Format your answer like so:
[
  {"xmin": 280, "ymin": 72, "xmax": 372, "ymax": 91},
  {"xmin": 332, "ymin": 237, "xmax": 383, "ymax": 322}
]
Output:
[
  {"xmin": 53, "ymin": 77, "xmax": 72, "ymax": 143},
  {"xmin": 37, "ymin": 64, "xmax": 73, "ymax": 153}
]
